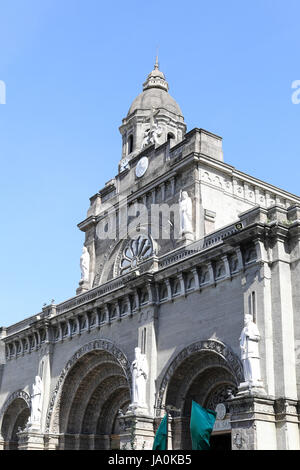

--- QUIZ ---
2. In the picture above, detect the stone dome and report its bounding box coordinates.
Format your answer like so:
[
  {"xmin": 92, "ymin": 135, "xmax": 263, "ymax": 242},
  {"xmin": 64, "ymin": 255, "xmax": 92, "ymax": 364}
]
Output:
[
  {"xmin": 127, "ymin": 87, "xmax": 183, "ymax": 117},
  {"xmin": 127, "ymin": 58, "xmax": 184, "ymax": 118}
]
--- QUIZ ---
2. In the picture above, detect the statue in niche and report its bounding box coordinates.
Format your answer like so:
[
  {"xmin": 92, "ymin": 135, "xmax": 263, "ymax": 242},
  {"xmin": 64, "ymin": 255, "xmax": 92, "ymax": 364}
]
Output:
[
  {"xmin": 179, "ymin": 190, "xmax": 193, "ymax": 236},
  {"xmin": 130, "ymin": 347, "xmax": 148, "ymax": 406},
  {"xmin": 239, "ymin": 314, "xmax": 262, "ymax": 386},
  {"xmin": 29, "ymin": 375, "xmax": 43, "ymax": 425},
  {"xmin": 80, "ymin": 246, "xmax": 90, "ymax": 283}
]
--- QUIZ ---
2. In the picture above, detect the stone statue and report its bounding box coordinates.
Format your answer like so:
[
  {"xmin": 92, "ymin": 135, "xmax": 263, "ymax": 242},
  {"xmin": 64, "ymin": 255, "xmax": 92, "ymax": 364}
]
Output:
[
  {"xmin": 239, "ymin": 314, "xmax": 262, "ymax": 386},
  {"xmin": 151, "ymin": 121, "xmax": 162, "ymax": 145},
  {"xmin": 29, "ymin": 375, "xmax": 43, "ymax": 425},
  {"xmin": 179, "ymin": 190, "xmax": 193, "ymax": 236},
  {"xmin": 141, "ymin": 129, "xmax": 151, "ymax": 149},
  {"xmin": 80, "ymin": 246, "xmax": 90, "ymax": 282},
  {"xmin": 130, "ymin": 347, "xmax": 148, "ymax": 406},
  {"xmin": 141, "ymin": 106, "xmax": 162, "ymax": 149}
]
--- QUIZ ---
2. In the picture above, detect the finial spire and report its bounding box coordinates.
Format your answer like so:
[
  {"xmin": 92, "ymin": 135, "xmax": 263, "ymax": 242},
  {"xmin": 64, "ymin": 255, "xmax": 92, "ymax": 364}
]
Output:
[
  {"xmin": 143, "ymin": 53, "xmax": 169, "ymax": 92},
  {"xmin": 155, "ymin": 48, "xmax": 159, "ymax": 70}
]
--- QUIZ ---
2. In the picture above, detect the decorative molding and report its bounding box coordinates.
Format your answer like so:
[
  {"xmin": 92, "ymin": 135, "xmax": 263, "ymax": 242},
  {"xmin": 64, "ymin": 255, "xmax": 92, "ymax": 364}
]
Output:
[
  {"xmin": 0, "ymin": 390, "xmax": 31, "ymax": 419},
  {"xmin": 45, "ymin": 339, "xmax": 131, "ymax": 433},
  {"xmin": 155, "ymin": 339, "xmax": 243, "ymax": 416}
]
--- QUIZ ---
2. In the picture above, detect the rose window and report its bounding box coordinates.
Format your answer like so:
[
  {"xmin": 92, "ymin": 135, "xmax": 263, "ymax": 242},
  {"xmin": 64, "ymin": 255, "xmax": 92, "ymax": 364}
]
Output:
[{"xmin": 120, "ymin": 235, "xmax": 153, "ymax": 274}]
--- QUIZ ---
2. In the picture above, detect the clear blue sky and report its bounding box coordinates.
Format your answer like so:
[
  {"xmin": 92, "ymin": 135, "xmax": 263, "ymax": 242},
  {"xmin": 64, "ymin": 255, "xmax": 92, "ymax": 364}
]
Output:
[{"xmin": 0, "ymin": 0, "xmax": 299, "ymax": 327}]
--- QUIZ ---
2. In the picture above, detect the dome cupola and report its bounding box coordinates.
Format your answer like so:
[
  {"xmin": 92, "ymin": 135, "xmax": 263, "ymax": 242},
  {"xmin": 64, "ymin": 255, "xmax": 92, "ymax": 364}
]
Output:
[{"xmin": 119, "ymin": 58, "xmax": 186, "ymax": 163}]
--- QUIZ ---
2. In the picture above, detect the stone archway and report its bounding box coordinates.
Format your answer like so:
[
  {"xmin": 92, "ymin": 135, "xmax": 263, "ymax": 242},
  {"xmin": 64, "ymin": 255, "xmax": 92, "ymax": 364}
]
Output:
[
  {"xmin": 45, "ymin": 339, "xmax": 131, "ymax": 450},
  {"xmin": 0, "ymin": 391, "xmax": 31, "ymax": 450},
  {"xmin": 155, "ymin": 339, "xmax": 243, "ymax": 450}
]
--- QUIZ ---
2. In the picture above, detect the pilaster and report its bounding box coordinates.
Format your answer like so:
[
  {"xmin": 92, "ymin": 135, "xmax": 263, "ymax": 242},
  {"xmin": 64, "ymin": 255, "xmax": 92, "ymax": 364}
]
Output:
[
  {"xmin": 138, "ymin": 306, "xmax": 158, "ymax": 417},
  {"xmin": 274, "ymin": 398, "xmax": 300, "ymax": 450},
  {"xmin": 228, "ymin": 394, "xmax": 277, "ymax": 450},
  {"xmin": 271, "ymin": 231, "xmax": 297, "ymax": 399}
]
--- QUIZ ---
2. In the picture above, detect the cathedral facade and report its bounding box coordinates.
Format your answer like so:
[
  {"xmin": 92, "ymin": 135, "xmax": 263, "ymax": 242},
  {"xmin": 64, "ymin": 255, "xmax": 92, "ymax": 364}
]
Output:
[{"xmin": 0, "ymin": 61, "xmax": 299, "ymax": 450}]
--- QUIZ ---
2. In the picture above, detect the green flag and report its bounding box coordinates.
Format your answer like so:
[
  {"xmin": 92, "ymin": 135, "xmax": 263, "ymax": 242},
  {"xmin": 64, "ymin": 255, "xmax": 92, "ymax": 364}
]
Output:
[
  {"xmin": 190, "ymin": 400, "xmax": 216, "ymax": 450},
  {"xmin": 152, "ymin": 413, "xmax": 168, "ymax": 450}
]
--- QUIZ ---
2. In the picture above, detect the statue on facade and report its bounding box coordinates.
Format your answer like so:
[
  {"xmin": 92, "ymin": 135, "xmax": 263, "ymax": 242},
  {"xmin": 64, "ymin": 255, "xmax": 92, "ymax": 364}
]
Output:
[
  {"xmin": 239, "ymin": 314, "xmax": 262, "ymax": 387},
  {"xmin": 80, "ymin": 246, "xmax": 90, "ymax": 283},
  {"xmin": 179, "ymin": 190, "xmax": 193, "ymax": 237},
  {"xmin": 150, "ymin": 121, "xmax": 162, "ymax": 145},
  {"xmin": 130, "ymin": 347, "xmax": 148, "ymax": 407},
  {"xmin": 141, "ymin": 106, "xmax": 162, "ymax": 149},
  {"xmin": 141, "ymin": 129, "xmax": 151, "ymax": 149},
  {"xmin": 29, "ymin": 375, "xmax": 43, "ymax": 427}
]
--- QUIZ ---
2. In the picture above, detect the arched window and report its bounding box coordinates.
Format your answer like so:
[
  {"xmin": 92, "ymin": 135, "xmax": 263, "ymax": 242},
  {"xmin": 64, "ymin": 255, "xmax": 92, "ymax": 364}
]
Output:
[
  {"xmin": 128, "ymin": 134, "xmax": 134, "ymax": 154},
  {"xmin": 167, "ymin": 132, "xmax": 175, "ymax": 141}
]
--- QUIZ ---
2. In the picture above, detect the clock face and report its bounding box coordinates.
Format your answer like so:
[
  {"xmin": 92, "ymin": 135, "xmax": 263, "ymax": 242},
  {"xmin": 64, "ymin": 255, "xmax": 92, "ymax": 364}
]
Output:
[
  {"xmin": 120, "ymin": 158, "xmax": 129, "ymax": 173},
  {"xmin": 135, "ymin": 156, "xmax": 149, "ymax": 178}
]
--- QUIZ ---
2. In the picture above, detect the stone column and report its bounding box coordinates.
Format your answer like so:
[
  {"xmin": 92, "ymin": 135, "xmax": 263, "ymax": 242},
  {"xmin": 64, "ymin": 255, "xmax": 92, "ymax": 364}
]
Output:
[
  {"xmin": 254, "ymin": 238, "xmax": 275, "ymax": 397},
  {"xmin": 271, "ymin": 230, "xmax": 297, "ymax": 400},
  {"xmin": 38, "ymin": 343, "xmax": 53, "ymax": 434},
  {"xmin": 274, "ymin": 398, "xmax": 300, "ymax": 450},
  {"xmin": 194, "ymin": 165, "xmax": 204, "ymax": 240},
  {"xmin": 137, "ymin": 308, "xmax": 158, "ymax": 417}
]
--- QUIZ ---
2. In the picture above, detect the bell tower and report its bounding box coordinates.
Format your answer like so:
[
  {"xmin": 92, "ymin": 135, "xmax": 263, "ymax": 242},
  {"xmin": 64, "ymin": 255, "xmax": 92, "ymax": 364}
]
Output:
[{"xmin": 119, "ymin": 58, "xmax": 186, "ymax": 168}]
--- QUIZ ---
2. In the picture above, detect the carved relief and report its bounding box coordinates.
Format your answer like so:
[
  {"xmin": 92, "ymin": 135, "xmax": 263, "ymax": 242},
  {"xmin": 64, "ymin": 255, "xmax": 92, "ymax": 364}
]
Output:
[
  {"xmin": 119, "ymin": 235, "xmax": 153, "ymax": 275},
  {"xmin": 214, "ymin": 175, "xmax": 223, "ymax": 187}
]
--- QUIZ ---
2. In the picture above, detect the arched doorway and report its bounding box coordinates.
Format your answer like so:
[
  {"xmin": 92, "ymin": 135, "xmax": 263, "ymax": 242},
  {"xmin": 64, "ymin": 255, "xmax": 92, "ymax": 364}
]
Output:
[
  {"xmin": 46, "ymin": 340, "xmax": 131, "ymax": 450},
  {"xmin": 0, "ymin": 392, "xmax": 31, "ymax": 450},
  {"xmin": 156, "ymin": 340, "xmax": 242, "ymax": 450}
]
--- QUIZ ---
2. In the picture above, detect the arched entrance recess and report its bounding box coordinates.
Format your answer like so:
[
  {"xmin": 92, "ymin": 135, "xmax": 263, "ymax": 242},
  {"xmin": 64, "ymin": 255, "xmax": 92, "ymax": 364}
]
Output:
[
  {"xmin": 156, "ymin": 339, "xmax": 243, "ymax": 450},
  {"xmin": 46, "ymin": 340, "xmax": 131, "ymax": 450},
  {"xmin": 0, "ymin": 391, "xmax": 31, "ymax": 450}
]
